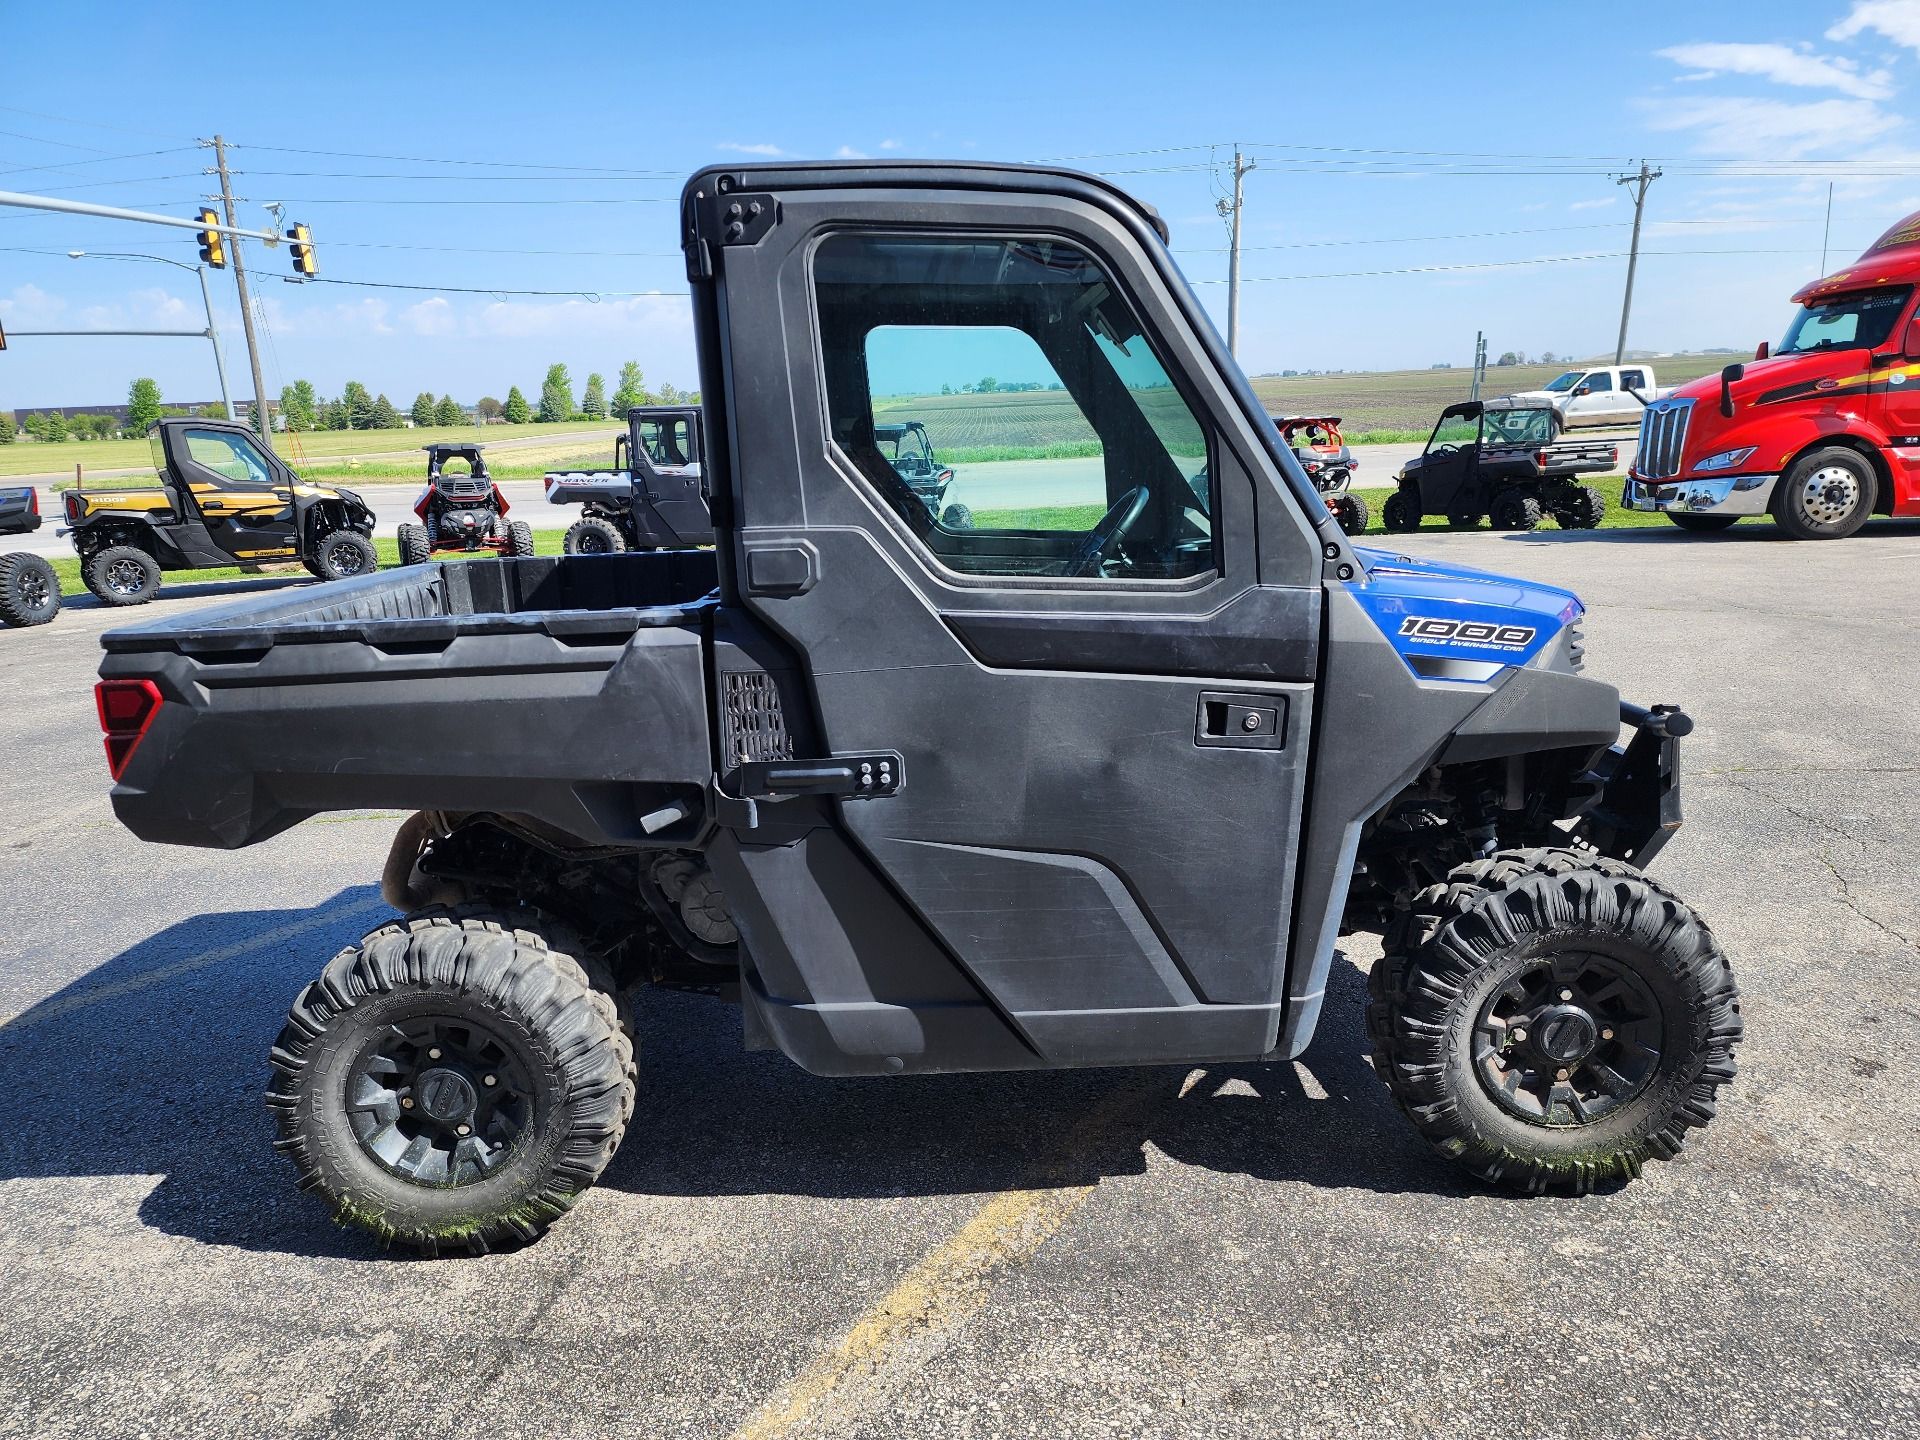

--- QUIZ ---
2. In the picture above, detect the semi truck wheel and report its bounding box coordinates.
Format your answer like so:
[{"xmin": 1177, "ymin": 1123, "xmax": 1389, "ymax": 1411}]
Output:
[
  {"xmin": 397, "ymin": 524, "xmax": 432, "ymax": 567},
  {"xmin": 505, "ymin": 520, "xmax": 536, "ymax": 558},
  {"xmin": 1489, "ymin": 489, "xmax": 1543, "ymax": 531},
  {"xmin": 0, "ymin": 553, "xmax": 61, "ymax": 627},
  {"xmin": 266, "ymin": 907, "xmax": 634, "ymax": 1253},
  {"xmin": 1552, "ymin": 485, "xmax": 1607, "ymax": 530},
  {"xmin": 1368, "ymin": 850, "xmax": 1740, "ymax": 1193},
  {"xmin": 1772, "ymin": 446, "xmax": 1874, "ymax": 540},
  {"xmin": 1665, "ymin": 513, "xmax": 1738, "ymax": 533},
  {"xmin": 563, "ymin": 516, "xmax": 627, "ymax": 555},
  {"xmin": 316, "ymin": 531, "xmax": 378, "ymax": 580},
  {"xmin": 83, "ymin": 546, "xmax": 161, "ymax": 606},
  {"xmin": 1381, "ymin": 490, "xmax": 1421, "ymax": 533}
]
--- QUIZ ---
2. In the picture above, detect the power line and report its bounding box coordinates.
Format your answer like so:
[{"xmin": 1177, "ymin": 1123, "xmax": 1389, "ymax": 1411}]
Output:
[
  {"xmin": 259, "ymin": 195, "xmax": 677, "ymax": 206},
  {"xmin": 0, "ymin": 103, "xmax": 192, "ymax": 141},
  {"xmin": 1194, "ymin": 246, "xmax": 1830, "ymax": 285},
  {"xmin": 290, "ymin": 276, "xmax": 688, "ymax": 299},
  {"xmin": 0, "ymin": 125, "xmax": 109, "ymax": 154},
  {"xmin": 234, "ymin": 169, "xmax": 680, "ymax": 183},
  {"xmin": 0, "ymin": 146, "xmax": 199, "ymax": 179},
  {"xmin": 232, "ymin": 141, "xmax": 681, "ymax": 176}
]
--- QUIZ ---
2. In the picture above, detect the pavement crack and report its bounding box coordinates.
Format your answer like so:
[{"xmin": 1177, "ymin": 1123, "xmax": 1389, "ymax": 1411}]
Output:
[
  {"xmin": 1818, "ymin": 853, "xmax": 1920, "ymax": 955},
  {"xmin": 1711, "ymin": 772, "xmax": 1873, "ymax": 851}
]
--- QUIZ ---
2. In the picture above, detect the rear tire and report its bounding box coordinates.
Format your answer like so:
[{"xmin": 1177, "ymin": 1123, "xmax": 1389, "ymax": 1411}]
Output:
[
  {"xmin": 1665, "ymin": 513, "xmax": 1739, "ymax": 533},
  {"xmin": 506, "ymin": 520, "xmax": 535, "ymax": 558},
  {"xmin": 0, "ymin": 553, "xmax": 61, "ymax": 627},
  {"xmin": 1489, "ymin": 489, "xmax": 1543, "ymax": 531},
  {"xmin": 563, "ymin": 516, "xmax": 627, "ymax": 556},
  {"xmin": 1327, "ymin": 491, "xmax": 1370, "ymax": 535},
  {"xmin": 940, "ymin": 502, "xmax": 975, "ymax": 531},
  {"xmin": 397, "ymin": 524, "xmax": 432, "ymax": 567},
  {"xmin": 1446, "ymin": 502, "xmax": 1482, "ymax": 531},
  {"xmin": 1551, "ymin": 484, "xmax": 1607, "ymax": 530},
  {"xmin": 265, "ymin": 906, "xmax": 634, "ymax": 1253},
  {"xmin": 83, "ymin": 545, "xmax": 160, "ymax": 606},
  {"xmin": 1368, "ymin": 850, "xmax": 1741, "ymax": 1193},
  {"xmin": 1381, "ymin": 490, "xmax": 1422, "ymax": 533},
  {"xmin": 1771, "ymin": 446, "xmax": 1874, "ymax": 540},
  {"xmin": 315, "ymin": 530, "xmax": 378, "ymax": 581}
]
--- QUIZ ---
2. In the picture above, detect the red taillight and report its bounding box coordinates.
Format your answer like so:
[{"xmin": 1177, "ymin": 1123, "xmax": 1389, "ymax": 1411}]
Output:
[
  {"xmin": 64, "ymin": 492, "xmax": 84, "ymax": 525},
  {"xmin": 95, "ymin": 678, "xmax": 162, "ymax": 781},
  {"xmin": 1610, "ymin": 446, "xmax": 1620, "ymax": 463},
  {"xmin": 28, "ymin": 488, "xmax": 39, "ymax": 518},
  {"xmin": 1536, "ymin": 450, "xmax": 1552, "ymax": 468}
]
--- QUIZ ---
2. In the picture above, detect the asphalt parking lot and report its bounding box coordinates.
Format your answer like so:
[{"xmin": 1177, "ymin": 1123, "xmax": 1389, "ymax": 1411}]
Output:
[{"xmin": 1, "ymin": 520, "xmax": 1916, "ymax": 1440}]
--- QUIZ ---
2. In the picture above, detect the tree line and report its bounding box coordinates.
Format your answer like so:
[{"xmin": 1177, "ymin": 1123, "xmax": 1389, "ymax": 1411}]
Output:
[{"xmin": 0, "ymin": 360, "xmax": 696, "ymax": 444}]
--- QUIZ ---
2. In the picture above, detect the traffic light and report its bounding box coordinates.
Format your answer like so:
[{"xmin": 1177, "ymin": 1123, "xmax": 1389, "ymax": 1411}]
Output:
[
  {"xmin": 196, "ymin": 209, "xmax": 226, "ymax": 269},
  {"xmin": 287, "ymin": 223, "xmax": 316, "ymax": 278}
]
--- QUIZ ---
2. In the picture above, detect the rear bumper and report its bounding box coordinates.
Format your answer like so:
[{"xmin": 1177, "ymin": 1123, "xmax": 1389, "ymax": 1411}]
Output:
[
  {"xmin": 1624, "ymin": 473, "xmax": 1776, "ymax": 515},
  {"xmin": 1571, "ymin": 702, "xmax": 1689, "ymax": 867}
]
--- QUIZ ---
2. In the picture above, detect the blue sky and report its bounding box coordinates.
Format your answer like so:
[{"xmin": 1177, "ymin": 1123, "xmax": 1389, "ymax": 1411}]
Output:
[{"xmin": 6, "ymin": 0, "xmax": 1920, "ymax": 412}]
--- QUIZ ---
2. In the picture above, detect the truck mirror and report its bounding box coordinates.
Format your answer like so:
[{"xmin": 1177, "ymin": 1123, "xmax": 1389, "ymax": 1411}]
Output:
[
  {"xmin": 1904, "ymin": 316, "xmax": 1920, "ymax": 360},
  {"xmin": 1753, "ymin": 340, "xmax": 1770, "ymax": 361},
  {"xmin": 1719, "ymin": 363, "xmax": 1745, "ymax": 418},
  {"xmin": 1573, "ymin": 384, "xmax": 1590, "ymax": 397}
]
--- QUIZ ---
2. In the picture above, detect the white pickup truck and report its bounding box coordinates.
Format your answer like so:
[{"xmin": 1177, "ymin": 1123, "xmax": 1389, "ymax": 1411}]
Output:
[{"xmin": 1509, "ymin": 364, "xmax": 1668, "ymax": 429}]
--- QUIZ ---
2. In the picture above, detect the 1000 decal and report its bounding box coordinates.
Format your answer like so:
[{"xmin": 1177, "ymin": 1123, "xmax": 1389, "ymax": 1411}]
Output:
[{"xmin": 1398, "ymin": 616, "xmax": 1539, "ymax": 650}]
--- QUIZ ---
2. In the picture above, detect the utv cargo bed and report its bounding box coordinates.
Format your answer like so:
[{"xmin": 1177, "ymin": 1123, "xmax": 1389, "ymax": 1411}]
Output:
[{"xmin": 99, "ymin": 552, "xmax": 719, "ymax": 850}]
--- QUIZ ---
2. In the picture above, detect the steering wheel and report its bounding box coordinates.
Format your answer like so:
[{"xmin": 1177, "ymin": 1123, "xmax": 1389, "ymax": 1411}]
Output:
[{"xmin": 1065, "ymin": 486, "xmax": 1151, "ymax": 577}]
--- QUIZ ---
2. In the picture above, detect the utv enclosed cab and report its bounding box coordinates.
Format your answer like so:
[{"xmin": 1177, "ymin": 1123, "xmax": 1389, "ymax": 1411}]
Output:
[
  {"xmin": 93, "ymin": 160, "xmax": 1738, "ymax": 1254},
  {"xmin": 398, "ymin": 443, "xmax": 533, "ymax": 562},
  {"xmin": 58, "ymin": 418, "xmax": 378, "ymax": 605},
  {"xmin": 1387, "ymin": 398, "xmax": 1615, "ymax": 532},
  {"xmin": 547, "ymin": 405, "xmax": 715, "ymax": 555}
]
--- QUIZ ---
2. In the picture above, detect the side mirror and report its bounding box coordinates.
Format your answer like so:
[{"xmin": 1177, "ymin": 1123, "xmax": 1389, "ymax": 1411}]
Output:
[
  {"xmin": 1720, "ymin": 362, "xmax": 1745, "ymax": 419},
  {"xmin": 1754, "ymin": 340, "xmax": 1770, "ymax": 361},
  {"xmin": 1573, "ymin": 384, "xmax": 1591, "ymax": 397},
  {"xmin": 1904, "ymin": 316, "xmax": 1920, "ymax": 361}
]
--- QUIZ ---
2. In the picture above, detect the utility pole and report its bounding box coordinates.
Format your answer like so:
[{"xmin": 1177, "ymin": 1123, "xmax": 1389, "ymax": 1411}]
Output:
[
  {"xmin": 208, "ymin": 135, "xmax": 273, "ymax": 443},
  {"xmin": 1215, "ymin": 146, "xmax": 1257, "ymax": 359},
  {"xmin": 1820, "ymin": 181, "xmax": 1835, "ymax": 275},
  {"xmin": 1470, "ymin": 330, "xmax": 1487, "ymax": 401},
  {"xmin": 1613, "ymin": 160, "xmax": 1661, "ymax": 365}
]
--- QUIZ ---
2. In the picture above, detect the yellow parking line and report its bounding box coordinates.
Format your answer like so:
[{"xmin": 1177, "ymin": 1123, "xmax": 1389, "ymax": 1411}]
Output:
[{"xmin": 0, "ymin": 895, "xmax": 386, "ymax": 1031}]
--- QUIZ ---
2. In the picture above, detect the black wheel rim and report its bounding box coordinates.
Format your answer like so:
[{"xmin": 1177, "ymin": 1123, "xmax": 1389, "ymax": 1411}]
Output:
[
  {"xmin": 104, "ymin": 558, "xmax": 147, "ymax": 596},
  {"xmin": 1472, "ymin": 952, "xmax": 1663, "ymax": 1126},
  {"xmin": 580, "ymin": 531, "xmax": 607, "ymax": 553},
  {"xmin": 346, "ymin": 1016, "xmax": 534, "ymax": 1186},
  {"xmin": 328, "ymin": 543, "xmax": 367, "ymax": 576},
  {"xmin": 19, "ymin": 568, "xmax": 51, "ymax": 610}
]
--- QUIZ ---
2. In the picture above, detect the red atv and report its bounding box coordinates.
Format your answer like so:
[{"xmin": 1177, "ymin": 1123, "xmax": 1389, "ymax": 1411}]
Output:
[
  {"xmin": 396, "ymin": 444, "xmax": 533, "ymax": 565},
  {"xmin": 1274, "ymin": 415, "xmax": 1367, "ymax": 535}
]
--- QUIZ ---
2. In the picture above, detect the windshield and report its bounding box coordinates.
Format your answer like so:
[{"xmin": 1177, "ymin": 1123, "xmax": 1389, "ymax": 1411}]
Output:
[
  {"xmin": 1426, "ymin": 411, "xmax": 1480, "ymax": 451},
  {"xmin": 1542, "ymin": 371, "xmax": 1585, "ymax": 393},
  {"xmin": 1778, "ymin": 287, "xmax": 1912, "ymax": 356}
]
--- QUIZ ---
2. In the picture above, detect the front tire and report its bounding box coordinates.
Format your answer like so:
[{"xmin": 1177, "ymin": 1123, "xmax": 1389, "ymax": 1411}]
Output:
[
  {"xmin": 266, "ymin": 908, "xmax": 634, "ymax": 1253},
  {"xmin": 1551, "ymin": 484, "xmax": 1607, "ymax": 530},
  {"xmin": 563, "ymin": 516, "xmax": 627, "ymax": 556},
  {"xmin": 83, "ymin": 545, "xmax": 161, "ymax": 606},
  {"xmin": 0, "ymin": 553, "xmax": 61, "ymax": 627},
  {"xmin": 1327, "ymin": 491, "xmax": 1370, "ymax": 535},
  {"xmin": 1368, "ymin": 850, "xmax": 1740, "ymax": 1192},
  {"xmin": 397, "ymin": 524, "xmax": 432, "ymax": 567},
  {"xmin": 1771, "ymin": 446, "xmax": 1875, "ymax": 540},
  {"xmin": 315, "ymin": 530, "xmax": 378, "ymax": 581},
  {"xmin": 1381, "ymin": 489, "xmax": 1422, "ymax": 533}
]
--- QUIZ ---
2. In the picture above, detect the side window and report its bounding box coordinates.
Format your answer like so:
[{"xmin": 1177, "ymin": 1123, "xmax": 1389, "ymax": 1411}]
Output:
[
  {"xmin": 638, "ymin": 416, "xmax": 695, "ymax": 467},
  {"xmin": 815, "ymin": 233, "xmax": 1215, "ymax": 582},
  {"xmin": 1619, "ymin": 368, "xmax": 1647, "ymax": 390},
  {"xmin": 183, "ymin": 429, "xmax": 274, "ymax": 488},
  {"xmin": 1581, "ymin": 372, "xmax": 1614, "ymax": 394}
]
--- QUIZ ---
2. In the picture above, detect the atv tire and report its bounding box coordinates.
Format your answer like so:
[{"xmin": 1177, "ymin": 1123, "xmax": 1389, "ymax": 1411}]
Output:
[
  {"xmin": 1446, "ymin": 503, "xmax": 1482, "ymax": 531},
  {"xmin": 0, "ymin": 553, "xmax": 60, "ymax": 627},
  {"xmin": 505, "ymin": 520, "xmax": 536, "ymax": 558},
  {"xmin": 1552, "ymin": 484, "xmax": 1607, "ymax": 530},
  {"xmin": 1489, "ymin": 489, "xmax": 1544, "ymax": 531},
  {"xmin": 1367, "ymin": 849, "xmax": 1740, "ymax": 1193},
  {"xmin": 1771, "ymin": 445, "xmax": 1874, "ymax": 540},
  {"xmin": 564, "ymin": 516, "xmax": 627, "ymax": 556},
  {"xmin": 1665, "ymin": 513, "xmax": 1738, "ymax": 533},
  {"xmin": 83, "ymin": 545, "xmax": 161, "ymax": 606},
  {"xmin": 397, "ymin": 524, "xmax": 432, "ymax": 567},
  {"xmin": 316, "ymin": 530, "xmax": 378, "ymax": 581},
  {"xmin": 1328, "ymin": 491, "xmax": 1370, "ymax": 536},
  {"xmin": 940, "ymin": 503, "xmax": 975, "ymax": 531},
  {"xmin": 1381, "ymin": 490, "xmax": 1422, "ymax": 533},
  {"xmin": 266, "ymin": 906, "xmax": 634, "ymax": 1253}
]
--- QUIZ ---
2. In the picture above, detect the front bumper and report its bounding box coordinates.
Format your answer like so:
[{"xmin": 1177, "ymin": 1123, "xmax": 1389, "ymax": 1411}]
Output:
[
  {"xmin": 1624, "ymin": 473, "xmax": 1777, "ymax": 515},
  {"xmin": 1570, "ymin": 702, "xmax": 1689, "ymax": 867}
]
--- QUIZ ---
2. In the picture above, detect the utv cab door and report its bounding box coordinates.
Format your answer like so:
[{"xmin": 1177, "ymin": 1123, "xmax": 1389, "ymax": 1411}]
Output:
[
  {"xmin": 170, "ymin": 424, "xmax": 297, "ymax": 560},
  {"xmin": 688, "ymin": 166, "xmax": 1335, "ymax": 1072},
  {"xmin": 633, "ymin": 409, "xmax": 711, "ymax": 543}
]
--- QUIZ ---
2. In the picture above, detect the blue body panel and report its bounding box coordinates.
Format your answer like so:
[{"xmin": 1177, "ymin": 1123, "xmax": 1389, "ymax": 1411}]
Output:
[{"xmin": 1346, "ymin": 546, "xmax": 1582, "ymax": 681}]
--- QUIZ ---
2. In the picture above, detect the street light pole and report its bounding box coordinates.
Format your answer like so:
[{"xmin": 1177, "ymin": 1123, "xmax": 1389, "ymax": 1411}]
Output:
[{"xmin": 66, "ymin": 251, "xmax": 233, "ymax": 413}]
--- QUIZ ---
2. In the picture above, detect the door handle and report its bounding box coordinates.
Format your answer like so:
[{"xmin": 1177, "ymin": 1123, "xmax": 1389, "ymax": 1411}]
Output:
[{"xmin": 1196, "ymin": 691, "xmax": 1288, "ymax": 749}]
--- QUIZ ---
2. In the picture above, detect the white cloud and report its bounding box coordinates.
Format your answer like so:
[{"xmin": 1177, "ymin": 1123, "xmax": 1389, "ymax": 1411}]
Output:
[
  {"xmin": 1569, "ymin": 197, "xmax": 1618, "ymax": 211},
  {"xmin": 834, "ymin": 145, "xmax": 869, "ymax": 159},
  {"xmin": 0, "ymin": 283, "xmax": 67, "ymax": 325},
  {"xmin": 717, "ymin": 142, "xmax": 783, "ymax": 157},
  {"xmin": 878, "ymin": 139, "xmax": 903, "ymax": 151},
  {"xmin": 401, "ymin": 296, "xmax": 455, "ymax": 336},
  {"xmin": 1644, "ymin": 95, "xmax": 1899, "ymax": 158},
  {"xmin": 1829, "ymin": 0, "xmax": 1920, "ymax": 55},
  {"xmin": 1657, "ymin": 41, "xmax": 1892, "ymax": 100}
]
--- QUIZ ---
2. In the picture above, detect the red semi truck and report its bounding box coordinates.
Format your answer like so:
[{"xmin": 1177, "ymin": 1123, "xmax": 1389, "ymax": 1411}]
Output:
[{"xmin": 1626, "ymin": 209, "xmax": 1920, "ymax": 538}]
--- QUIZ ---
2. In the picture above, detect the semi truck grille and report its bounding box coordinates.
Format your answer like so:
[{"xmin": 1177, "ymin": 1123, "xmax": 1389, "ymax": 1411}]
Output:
[
  {"xmin": 1636, "ymin": 399, "xmax": 1693, "ymax": 480},
  {"xmin": 721, "ymin": 671, "xmax": 793, "ymax": 766}
]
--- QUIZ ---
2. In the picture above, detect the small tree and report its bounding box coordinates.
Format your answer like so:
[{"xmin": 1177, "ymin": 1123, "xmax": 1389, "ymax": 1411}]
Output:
[
  {"xmin": 341, "ymin": 380, "xmax": 376, "ymax": 430},
  {"xmin": 280, "ymin": 379, "xmax": 318, "ymax": 431},
  {"xmin": 434, "ymin": 394, "xmax": 464, "ymax": 426},
  {"xmin": 610, "ymin": 360, "xmax": 648, "ymax": 418},
  {"xmin": 476, "ymin": 395, "xmax": 504, "ymax": 422},
  {"xmin": 537, "ymin": 363, "xmax": 574, "ymax": 423},
  {"xmin": 582, "ymin": 372, "xmax": 607, "ymax": 420},
  {"xmin": 0, "ymin": 410, "xmax": 14, "ymax": 444},
  {"xmin": 976, "ymin": 376, "xmax": 998, "ymax": 394},
  {"xmin": 127, "ymin": 377, "xmax": 164, "ymax": 434},
  {"xmin": 198, "ymin": 403, "xmax": 228, "ymax": 422},
  {"xmin": 409, "ymin": 392, "xmax": 436, "ymax": 426},
  {"xmin": 656, "ymin": 380, "xmax": 679, "ymax": 405},
  {"xmin": 372, "ymin": 393, "xmax": 403, "ymax": 429},
  {"xmin": 503, "ymin": 386, "xmax": 531, "ymax": 424},
  {"xmin": 323, "ymin": 397, "xmax": 351, "ymax": 430}
]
